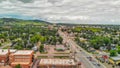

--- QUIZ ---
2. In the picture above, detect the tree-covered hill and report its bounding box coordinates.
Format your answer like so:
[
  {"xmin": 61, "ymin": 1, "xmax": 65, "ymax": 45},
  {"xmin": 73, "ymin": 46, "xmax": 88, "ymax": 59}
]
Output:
[{"xmin": 0, "ymin": 18, "xmax": 51, "ymax": 26}]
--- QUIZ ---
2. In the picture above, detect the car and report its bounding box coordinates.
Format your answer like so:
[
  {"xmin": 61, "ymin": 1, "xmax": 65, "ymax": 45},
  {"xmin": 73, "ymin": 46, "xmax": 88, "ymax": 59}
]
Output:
[
  {"xmin": 88, "ymin": 57, "xmax": 92, "ymax": 61},
  {"xmin": 97, "ymin": 64, "xmax": 101, "ymax": 66}
]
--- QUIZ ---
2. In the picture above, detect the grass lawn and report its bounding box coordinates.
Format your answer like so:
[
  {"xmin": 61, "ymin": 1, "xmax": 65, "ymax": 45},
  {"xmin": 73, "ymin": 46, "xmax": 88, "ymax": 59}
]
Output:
[{"xmin": 54, "ymin": 56, "xmax": 69, "ymax": 58}]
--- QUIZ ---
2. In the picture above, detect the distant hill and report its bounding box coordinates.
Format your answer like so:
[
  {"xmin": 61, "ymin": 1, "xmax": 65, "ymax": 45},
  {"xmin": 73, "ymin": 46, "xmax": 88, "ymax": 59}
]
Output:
[
  {"xmin": 56, "ymin": 23, "xmax": 120, "ymax": 26},
  {"xmin": 0, "ymin": 18, "xmax": 51, "ymax": 25},
  {"xmin": 0, "ymin": 18, "xmax": 20, "ymax": 22}
]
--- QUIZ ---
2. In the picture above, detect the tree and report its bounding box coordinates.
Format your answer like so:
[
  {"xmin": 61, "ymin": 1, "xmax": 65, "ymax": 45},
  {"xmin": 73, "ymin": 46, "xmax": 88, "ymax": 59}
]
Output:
[
  {"xmin": 103, "ymin": 37, "xmax": 111, "ymax": 45},
  {"xmin": 93, "ymin": 44, "xmax": 100, "ymax": 49},
  {"xmin": 15, "ymin": 64, "xmax": 21, "ymax": 68},
  {"xmin": 58, "ymin": 37, "xmax": 63, "ymax": 44},
  {"xmin": 118, "ymin": 49, "xmax": 120, "ymax": 54},
  {"xmin": 14, "ymin": 45, "xmax": 23, "ymax": 50},
  {"xmin": 0, "ymin": 34, "xmax": 5, "ymax": 39},
  {"xmin": 117, "ymin": 46, "xmax": 120, "ymax": 54},
  {"xmin": 39, "ymin": 44, "xmax": 44, "ymax": 53},
  {"xmin": 75, "ymin": 37, "xmax": 79, "ymax": 42},
  {"xmin": 40, "ymin": 36, "xmax": 46, "ymax": 44},
  {"xmin": 110, "ymin": 50, "xmax": 117, "ymax": 57},
  {"xmin": 90, "ymin": 39, "xmax": 100, "ymax": 49},
  {"xmin": 0, "ymin": 43, "xmax": 1, "ymax": 47},
  {"xmin": 52, "ymin": 36, "xmax": 57, "ymax": 45},
  {"xmin": 90, "ymin": 36, "xmax": 111, "ymax": 50},
  {"xmin": 30, "ymin": 34, "xmax": 47, "ymax": 44}
]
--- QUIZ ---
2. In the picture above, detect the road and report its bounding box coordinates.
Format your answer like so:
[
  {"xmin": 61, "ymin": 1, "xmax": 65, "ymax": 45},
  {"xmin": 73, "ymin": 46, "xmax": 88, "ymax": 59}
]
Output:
[
  {"xmin": 32, "ymin": 59, "xmax": 40, "ymax": 68},
  {"xmin": 58, "ymin": 30, "xmax": 106, "ymax": 68}
]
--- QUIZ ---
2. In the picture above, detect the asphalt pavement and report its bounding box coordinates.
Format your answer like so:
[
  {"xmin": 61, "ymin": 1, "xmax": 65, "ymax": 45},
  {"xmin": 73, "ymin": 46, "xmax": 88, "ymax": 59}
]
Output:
[{"xmin": 58, "ymin": 30, "xmax": 106, "ymax": 68}]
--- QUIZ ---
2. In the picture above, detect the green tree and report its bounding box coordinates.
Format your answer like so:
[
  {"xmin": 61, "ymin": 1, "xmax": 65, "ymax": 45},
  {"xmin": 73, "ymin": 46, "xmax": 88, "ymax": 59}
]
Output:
[
  {"xmin": 39, "ymin": 44, "xmax": 44, "ymax": 53},
  {"xmin": 0, "ymin": 43, "xmax": 1, "ymax": 47},
  {"xmin": 110, "ymin": 50, "xmax": 117, "ymax": 57},
  {"xmin": 40, "ymin": 36, "xmax": 46, "ymax": 44},
  {"xmin": 93, "ymin": 44, "xmax": 100, "ymax": 49},
  {"xmin": 118, "ymin": 49, "xmax": 120, "ymax": 54},
  {"xmin": 103, "ymin": 37, "xmax": 111, "ymax": 45},
  {"xmin": 58, "ymin": 37, "xmax": 63, "ymax": 44},
  {"xmin": 0, "ymin": 34, "xmax": 5, "ymax": 39},
  {"xmin": 15, "ymin": 64, "xmax": 21, "ymax": 68},
  {"xmin": 30, "ymin": 34, "xmax": 41, "ymax": 43},
  {"xmin": 117, "ymin": 46, "xmax": 120, "ymax": 54},
  {"xmin": 14, "ymin": 45, "xmax": 23, "ymax": 50},
  {"xmin": 90, "ymin": 39, "xmax": 100, "ymax": 49},
  {"xmin": 52, "ymin": 36, "xmax": 57, "ymax": 45}
]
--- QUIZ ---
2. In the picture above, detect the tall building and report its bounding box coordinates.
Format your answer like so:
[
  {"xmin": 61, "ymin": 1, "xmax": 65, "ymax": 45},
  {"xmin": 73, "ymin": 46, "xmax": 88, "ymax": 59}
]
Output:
[
  {"xmin": 39, "ymin": 59, "xmax": 80, "ymax": 68},
  {"xmin": 10, "ymin": 50, "xmax": 34, "ymax": 68}
]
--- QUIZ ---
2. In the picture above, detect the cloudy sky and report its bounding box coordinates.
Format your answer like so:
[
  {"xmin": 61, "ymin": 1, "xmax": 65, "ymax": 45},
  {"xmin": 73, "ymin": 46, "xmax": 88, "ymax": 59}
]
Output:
[{"xmin": 0, "ymin": 0, "xmax": 120, "ymax": 24}]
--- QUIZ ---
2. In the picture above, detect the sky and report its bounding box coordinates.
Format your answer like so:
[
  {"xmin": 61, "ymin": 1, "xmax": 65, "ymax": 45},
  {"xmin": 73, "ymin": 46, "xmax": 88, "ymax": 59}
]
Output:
[{"xmin": 0, "ymin": 0, "xmax": 120, "ymax": 24}]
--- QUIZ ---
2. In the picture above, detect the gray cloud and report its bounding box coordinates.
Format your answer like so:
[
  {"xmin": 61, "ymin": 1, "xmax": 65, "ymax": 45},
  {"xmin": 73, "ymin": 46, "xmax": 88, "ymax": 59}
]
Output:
[
  {"xmin": 18, "ymin": 0, "xmax": 33, "ymax": 3},
  {"xmin": 48, "ymin": 0, "xmax": 61, "ymax": 4},
  {"xmin": 0, "ymin": 0, "xmax": 120, "ymax": 24}
]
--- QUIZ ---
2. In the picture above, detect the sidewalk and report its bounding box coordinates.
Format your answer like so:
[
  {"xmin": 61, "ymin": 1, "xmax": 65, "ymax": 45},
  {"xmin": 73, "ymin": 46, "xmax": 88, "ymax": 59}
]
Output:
[{"xmin": 0, "ymin": 65, "xmax": 12, "ymax": 68}]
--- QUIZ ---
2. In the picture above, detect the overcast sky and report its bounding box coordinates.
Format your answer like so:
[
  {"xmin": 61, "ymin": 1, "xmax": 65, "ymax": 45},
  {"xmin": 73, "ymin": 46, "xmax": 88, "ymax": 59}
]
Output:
[{"xmin": 0, "ymin": 0, "xmax": 120, "ymax": 24}]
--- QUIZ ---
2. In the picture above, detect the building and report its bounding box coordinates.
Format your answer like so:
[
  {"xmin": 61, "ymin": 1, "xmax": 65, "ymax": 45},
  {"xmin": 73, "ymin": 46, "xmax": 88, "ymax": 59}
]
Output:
[
  {"xmin": 10, "ymin": 50, "xmax": 34, "ymax": 68},
  {"xmin": 110, "ymin": 56, "xmax": 120, "ymax": 65},
  {"xmin": 0, "ymin": 49, "xmax": 9, "ymax": 65},
  {"xmin": 55, "ymin": 45, "xmax": 65, "ymax": 51},
  {"xmin": 0, "ymin": 49, "xmax": 16, "ymax": 66},
  {"xmin": 39, "ymin": 59, "xmax": 80, "ymax": 68}
]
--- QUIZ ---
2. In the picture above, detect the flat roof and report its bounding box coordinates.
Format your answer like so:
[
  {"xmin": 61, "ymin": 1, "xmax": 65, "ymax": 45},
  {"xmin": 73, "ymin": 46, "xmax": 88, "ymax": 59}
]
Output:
[
  {"xmin": 0, "ymin": 49, "xmax": 8, "ymax": 55},
  {"xmin": 10, "ymin": 49, "xmax": 17, "ymax": 53},
  {"xmin": 13, "ymin": 50, "xmax": 33, "ymax": 55},
  {"xmin": 56, "ymin": 45, "xmax": 65, "ymax": 50},
  {"xmin": 111, "ymin": 57, "xmax": 120, "ymax": 61},
  {"xmin": 39, "ymin": 59, "xmax": 76, "ymax": 65},
  {"xmin": 11, "ymin": 62, "xmax": 30, "ymax": 65},
  {"xmin": 0, "ymin": 49, "xmax": 17, "ymax": 55}
]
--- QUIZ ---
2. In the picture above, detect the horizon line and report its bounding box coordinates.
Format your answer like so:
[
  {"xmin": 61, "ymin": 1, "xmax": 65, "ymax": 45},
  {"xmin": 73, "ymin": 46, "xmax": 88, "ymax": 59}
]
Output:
[{"xmin": 0, "ymin": 17, "xmax": 120, "ymax": 25}]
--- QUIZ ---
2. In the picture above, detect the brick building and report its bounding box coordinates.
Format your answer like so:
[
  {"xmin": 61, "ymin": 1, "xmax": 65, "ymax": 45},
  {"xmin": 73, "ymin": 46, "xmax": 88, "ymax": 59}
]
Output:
[
  {"xmin": 0, "ymin": 49, "xmax": 16, "ymax": 66},
  {"xmin": 10, "ymin": 50, "xmax": 34, "ymax": 68},
  {"xmin": 39, "ymin": 59, "xmax": 80, "ymax": 68},
  {"xmin": 0, "ymin": 49, "xmax": 9, "ymax": 65}
]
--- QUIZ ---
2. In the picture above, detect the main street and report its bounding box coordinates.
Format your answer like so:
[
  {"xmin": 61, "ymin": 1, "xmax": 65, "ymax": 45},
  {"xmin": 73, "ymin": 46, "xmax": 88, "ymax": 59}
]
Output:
[{"xmin": 58, "ymin": 30, "xmax": 106, "ymax": 68}]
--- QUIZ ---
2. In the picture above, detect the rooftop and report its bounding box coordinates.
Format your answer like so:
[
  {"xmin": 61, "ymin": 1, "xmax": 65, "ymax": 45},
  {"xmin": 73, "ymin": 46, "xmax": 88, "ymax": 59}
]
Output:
[
  {"xmin": 111, "ymin": 57, "xmax": 120, "ymax": 61},
  {"xmin": 39, "ymin": 59, "xmax": 76, "ymax": 65},
  {"xmin": 56, "ymin": 45, "xmax": 65, "ymax": 50},
  {"xmin": 0, "ymin": 49, "xmax": 8, "ymax": 55},
  {"xmin": 13, "ymin": 50, "xmax": 33, "ymax": 55},
  {"xmin": 0, "ymin": 49, "xmax": 17, "ymax": 55},
  {"xmin": 11, "ymin": 62, "xmax": 30, "ymax": 65}
]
